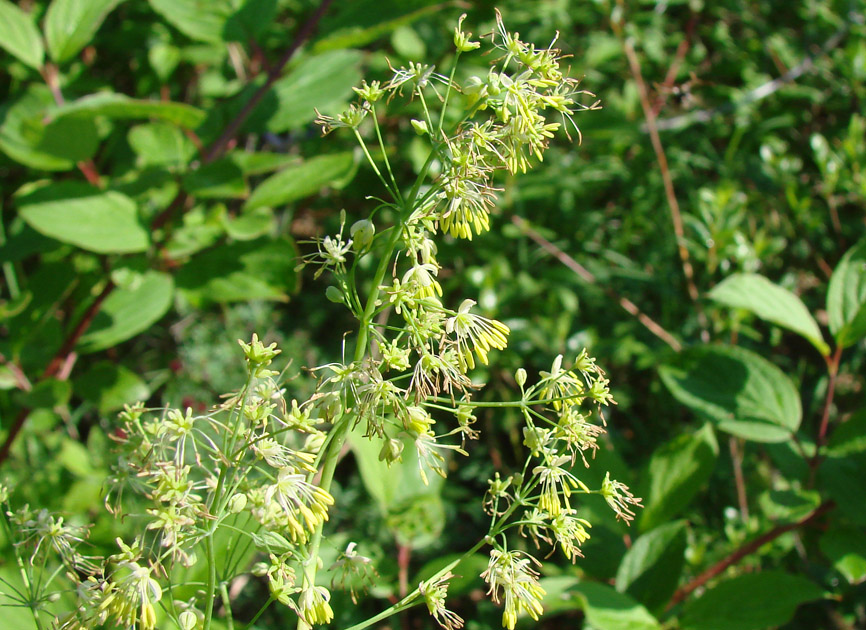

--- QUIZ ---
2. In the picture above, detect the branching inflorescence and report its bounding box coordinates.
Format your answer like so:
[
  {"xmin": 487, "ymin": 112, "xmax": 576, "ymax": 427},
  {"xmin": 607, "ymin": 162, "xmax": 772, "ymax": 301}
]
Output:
[{"xmin": 0, "ymin": 12, "xmax": 637, "ymax": 630}]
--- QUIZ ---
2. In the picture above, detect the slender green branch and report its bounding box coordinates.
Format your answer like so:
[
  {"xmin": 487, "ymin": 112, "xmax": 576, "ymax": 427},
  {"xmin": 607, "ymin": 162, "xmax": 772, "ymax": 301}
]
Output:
[{"xmin": 354, "ymin": 129, "xmax": 399, "ymax": 201}]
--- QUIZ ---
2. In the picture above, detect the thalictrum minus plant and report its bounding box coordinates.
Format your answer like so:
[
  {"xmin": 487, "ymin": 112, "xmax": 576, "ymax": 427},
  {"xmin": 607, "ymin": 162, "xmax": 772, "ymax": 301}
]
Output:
[{"xmin": 0, "ymin": 12, "xmax": 637, "ymax": 630}]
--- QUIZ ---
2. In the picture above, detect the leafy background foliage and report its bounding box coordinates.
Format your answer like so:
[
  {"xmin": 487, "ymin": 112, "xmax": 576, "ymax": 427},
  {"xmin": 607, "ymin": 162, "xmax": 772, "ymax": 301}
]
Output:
[{"xmin": 1, "ymin": 0, "xmax": 865, "ymax": 628}]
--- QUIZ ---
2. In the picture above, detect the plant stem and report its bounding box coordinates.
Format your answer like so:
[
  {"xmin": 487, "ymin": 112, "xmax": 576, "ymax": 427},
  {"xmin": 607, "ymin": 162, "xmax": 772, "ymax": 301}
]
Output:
[
  {"xmin": 668, "ymin": 500, "xmax": 834, "ymax": 608},
  {"xmin": 244, "ymin": 596, "xmax": 274, "ymax": 629},
  {"xmin": 220, "ymin": 582, "xmax": 235, "ymax": 630},
  {"xmin": 203, "ymin": 534, "xmax": 218, "ymax": 630}
]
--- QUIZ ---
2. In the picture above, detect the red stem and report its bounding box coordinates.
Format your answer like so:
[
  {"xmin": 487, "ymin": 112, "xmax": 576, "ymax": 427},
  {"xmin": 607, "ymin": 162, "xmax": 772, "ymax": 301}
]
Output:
[
  {"xmin": 668, "ymin": 501, "xmax": 835, "ymax": 608},
  {"xmin": 200, "ymin": 0, "xmax": 334, "ymax": 164},
  {"xmin": 0, "ymin": 281, "xmax": 115, "ymax": 465}
]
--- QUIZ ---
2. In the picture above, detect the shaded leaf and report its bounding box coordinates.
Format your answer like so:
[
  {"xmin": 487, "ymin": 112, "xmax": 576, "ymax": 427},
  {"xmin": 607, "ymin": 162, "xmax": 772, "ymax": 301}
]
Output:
[
  {"xmin": 659, "ymin": 345, "xmax": 801, "ymax": 443},
  {"xmin": 680, "ymin": 572, "xmax": 823, "ymax": 630},
  {"xmin": 268, "ymin": 50, "xmax": 363, "ymax": 133},
  {"xmin": 314, "ymin": 0, "xmax": 442, "ymax": 53},
  {"xmin": 44, "ymin": 0, "xmax": 123, "ymax": 63},
  {"xmin": 638, "ymin": 424, "xmax": 718, "ymax": 531},
  {"xmin": 347, "ymin": 425, "xmax": 445, "ymax": 548},
  {"xmin": 820, "ymin": 524, "xmax": 866, "ymax": 584},
  {"xmin": 757, "ymin": 488, "xmax": 821, "ymax": 523},
  {"xmin": 819, "ymin": 410, "xmax": 866, "ymax": 525},
  {"xmin": 573, "ymin": 582, "xmax": 660, "ymax": 630},
  {"xmin": 51, "ymin": 92, "xmax": 205, "ymax": 128},
  {"xmin": 244, "ymin": 152, "xmax": 355, "ymax": 211},
  {"xmin": 182, "ymin": 159, "xmax": 247, "ymax": 199},
  {"xmin": 616, "ymin": 521, "xmax": 687, "ymax": 612},
  {"xmin": 17, "ymin": 182, "xmax": 149, "ymax": 254},
  {"xmin": 78, "ymin": 272, "xmax": 174, "ymax": 353},
  {"xmin": 224, "ymin": 207, "xmax": 274, "ymax": 241},
  {"xmin": 0, "ymin": 0, "xmax": 44, "ymax": 69},
  {"xmin": 827, "ymin": 237, "xmax": 866, "ymax": 348},
  {"xmin": 175, "ymin": 237, "xmax": 298, "ymax": 306},
  {"xmin": 15, "ymin": 379, "xmax": 72, "ymax": 410},
  {"xmin": 709, "ymin": 273, "xmax": 828, "ymax": 355},
  {"xmin": 0, "ymin": 87, "xmax": 98, "ymax": 170},
  {"xmin": 148, "ymin": 0, "xmax": 232, "ymax": 43},
  {"xmin": 75, "ymin": 361, "xmax": 150, "ymax": 414}
]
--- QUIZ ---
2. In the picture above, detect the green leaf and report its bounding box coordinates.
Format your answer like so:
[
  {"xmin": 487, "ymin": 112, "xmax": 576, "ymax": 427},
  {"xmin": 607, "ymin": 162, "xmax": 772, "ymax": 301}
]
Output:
[
  {"xmin": 0, "ymin": 0, "xmax": 44, "ymax": 69},
  {"xmin": 819, "ymin": 410, "xmax": 866, "ymax": 525},
  {"xmin": 16, "ymin": 182, "xmax": 149, "ymax": 254},
  {"xmin": 616, "ymin": 521, "xmax": 687, "ymax": 612},
  {"xmin": 757, "ymin": 488, "xmax": 821, "ymax": 523},
  {"xmin": 149, "ymin": 0, "xmax": 232, "ymax": 42},
  {"xmin": 175, "ymin": 237, "xmax": 298, "ymax": 306},
  {"xmin": 58, "ymin": 438, "xmax": 97, "ymax": 477},
  {"xmin": 709, "ymin": 273, "xmax": 829, "ymax": 356},
  {"xmin": 223, "ymin": 0, "xmax": 277, "ymax": 41},
  {"xmin": 347, "ymin": 426, "xmax": 445, "ymax": 548},
  {"xmin": 659, "ymin": 345, "xmax": 802, "ymax": 443},
  {"xmin": 827, "ymin": 237, "xmax": 866, "ymax": 348},
  {"xmin": 347, "ymin": 425, "xmax": 443, "ymax": 512},
  {"xmin": 16, "ymin": 378, "xmax": 72, "ymax": 410},
  {"xmin": 51, "ymin": 92, "xmax": 205, "ymax": 128},
  {"xmin": 820, "ymin": 524, "xmax": 866, "ymax": 584},
  {"xmin": 572, "ymin": 582, "xmax": 661, "ymax": 630},
  {"xmin": 128, "ymin": 122, "xmax": 196, "ymax": 169},
  {"xmin": 679, "ymin": 572, "xmax": 824, "ymax": 630},
  {"xmin": 182, "ymin": 159, "xmax": 247, "ymax": 199},
  {"xmin": 638, "ymin": 424, "xmax": 718, "ymax": 531},
  {"xmin": 44, "ymin": 0, "xmax": 123, "ymax": 63},
  {"xmin": 229, "ymin": 150, "xmax": 299, "ymax": 175},
  {"xmin": 0, "ymin": 86, "xmax": 99, "ymax": 170},
  {"xmin": 267, "ymin": 50, "xmax": 363, "ymax": 133},
  {"xmin": 75, "ymin": 361, "xmax": 150, "ymax": 414},
  {"xmin": 244, "ymin": 152, "xmax": 355, "ymax": 211},
  {"xmin": 164, "ymin": 205, "xmax": 226, "ymax": 258},
  {"xmin": 314, "ymin": 0, "xmax": 442, "ymax": 53},
  {"xmin": 78, "ymin": 272, "xmax": 174, "ymax": 353},
  {"xmin": 224, "ymin": 207, "xmax": 274, "ymax": 241}
]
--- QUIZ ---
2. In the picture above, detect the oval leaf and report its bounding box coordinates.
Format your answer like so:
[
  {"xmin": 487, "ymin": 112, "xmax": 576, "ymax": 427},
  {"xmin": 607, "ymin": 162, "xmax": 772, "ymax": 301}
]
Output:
[
  {"xmin": 78, "ymin": 272, "xmax": 174, "ymax": 353},
  {"xmin": 50, "ymin": 92, "xmax": 205, "ymax": 128},
  {"xmin": 244, "ymin": 152, "xmax": 355, "ymax": 211},
  {"xmin": 572, "ymin": 582, "xmax": 660, "ymax": 630},
  {"xmin": 709, "ymin": 273, "xmax": 828, "ymax": 356},
  {"xmin": 0, "ymin": 0, "xmax": 44, "ymax": 69},
  {"xmin": 616, "ymin": 521, "xmax": 687, "ymax": 612},
  {"xmin": 45, "ymin": 0, "xmax": 123, "ymax": 63},
  {"xmin": 659, "ymin": 345, "xmax": 802, "ymax": 443},
  {"xmin": 175, "ymin": 237, "xmax": 298, "ymax": 306},
  {"xmin": 16, "ymin": 182, "xmax": 149, "ymax": 254},
  {"xmin": 268, "ymin": 50, "xmax": 363, "ymax": 133},
  {"xmin": 827, "ymin": 237, "xmax": 866, "ymax": 348},
  {"xmin": 148, "ymin": 0, "xmax": 233, "ymax": 43},
  {"xmin": 680, "ymin": 572, "xmax": 824, "ymax": 630},
  {"xmin": 0, "ymin": 87, "xmax": 98, "ymax": 170},
  {"xmin": 818, "ymin": 410, "xmax": 866, "ymax": 525},
  {"xmin": 128, "ymin": 122, "xmax": 196, "ymax": 169},
  {"xmin": 638, "ymin": 424, "xmax": 718, "ymax": 531},
  {"xmin": 74, "ymin": 361, "xmax": 150, "ymax": 414}
]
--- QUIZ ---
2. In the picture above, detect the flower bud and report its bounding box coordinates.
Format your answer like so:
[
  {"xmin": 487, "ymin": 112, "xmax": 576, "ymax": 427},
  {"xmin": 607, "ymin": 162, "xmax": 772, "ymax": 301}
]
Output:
[
  {"xmin": 178, "ymin": 610, "xmax": 198, "ymax": 630},
  {"xmin": 228, "ymin": 493, "xmax": 247, "ymax": 514},
  {"xmin": 325, "ymin": 286, "xmax": 345, "ymax": 304},
  {"xmin": 411, "ymin": 119, "xmax": 429, "ymax": 135},
  {"xmin": 378, "ymin": 438, "xmax": 404, "ymax": 465},
  {"xmin": 350, "ymin": 219, "xmax": 375, "ymax": 251},
  {"xmin": 515, "ymin": 368, "xmax": 527, "ymax": 388}
]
